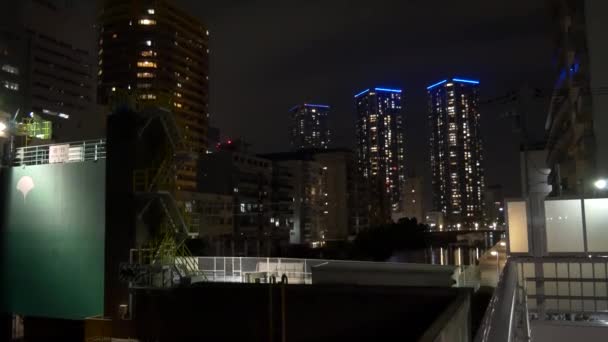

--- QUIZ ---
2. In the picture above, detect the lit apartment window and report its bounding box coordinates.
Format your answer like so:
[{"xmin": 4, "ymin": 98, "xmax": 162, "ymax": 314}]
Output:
[
  {"xmin": 145, "ymin": 40, "xmax": 152, "ymax": 46},
  {"xmin": 112, "ymin": 33, "xmax": 118, "ymax": 39},
  {"xmin": 141, "ymin": 50, "xmax": 155, "ymax": 57},
  {"xmin": 2, "ymin": 64, "xmax": 19, "ymax": 74},
  {"xmin": 174, "ymin": 102, "xmax": 182, "ymax": 108},
  {"xmin": 147, "ymin": 8, "xmax": 155, "ymax": 14},
  {"xmin": 3, "ymin": 81, "xmax": 18, "ymax": 91},
  {"xmin": 138, "ymin": 19, "xmax": 156, "ymax": 25},
  {"xmin": 139, "ymin": 94, "xmax": 156, "ymax": 100},
  {"xmin": 137, "ymin": 72, "xmax": 155, "ymax": 78},
  {"xmin": 137, "ymin": 61, "xmax": 157, "ymax": 68}
]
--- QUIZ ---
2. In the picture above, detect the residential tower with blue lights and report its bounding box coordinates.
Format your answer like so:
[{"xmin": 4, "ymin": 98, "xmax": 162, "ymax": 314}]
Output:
[
  {"xmin": 355, "ymin": 87, "xmax": 405, "ymax": 223},
  {"xmin": 427, "ymin": 78, "xmax": 485, "ymax": 228},
  {"xmin": 289, "ymin": 103, "xmax": 331, "ymax": 150}
]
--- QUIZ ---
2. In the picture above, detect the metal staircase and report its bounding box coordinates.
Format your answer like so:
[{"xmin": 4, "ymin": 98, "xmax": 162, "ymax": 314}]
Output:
[{"xmin": 113, "ymin": 89, "xmax": 205, "ymax": 287}]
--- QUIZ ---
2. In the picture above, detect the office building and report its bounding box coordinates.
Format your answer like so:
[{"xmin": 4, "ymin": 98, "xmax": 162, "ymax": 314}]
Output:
[
  {"xmin": 0, "ymin": 1, "xmax": 100, "ymax": 142},
  {"xmin": 396, "ymin": 176, "xmax": 424, "ymax": 223},
  {"xmin": 313, "ymin": 149, "xmax": 364, "ymax": 239},
  {"xmin": 99, "ymin": 0, "xmax": 209, "ymax": 190},
  {"xmin": 289, "ymin": 103, "xmax": 331, "ymax": 150},
  {"xmin": 427, "ymin": 78, "xmax": 485, "ymax": 228},
  {"xmin": 545, "ymin": 0, "xmax": 608, "ymax": 196},
  {"xmin": 263, "ymin": 149, "xmax": 364, "ymax": 245},
  {"xmin": 355, "ymin": 87, "xmax": 405, "ymax": 224},
  {"xmin": 198, "ymin": 139, "xmax": 292, "ymax": 254}
]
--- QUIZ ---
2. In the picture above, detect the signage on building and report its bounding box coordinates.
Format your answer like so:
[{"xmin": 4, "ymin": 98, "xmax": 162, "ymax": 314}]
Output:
[{"xmin": 49, "ymin": 144, "xmax": 70, "ymax": 164}]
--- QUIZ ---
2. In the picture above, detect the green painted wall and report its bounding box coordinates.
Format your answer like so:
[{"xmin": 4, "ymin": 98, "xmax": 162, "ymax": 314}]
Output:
[{"xmin": 1, "ymin": 160, "xmax": 105, "ymax": 319}]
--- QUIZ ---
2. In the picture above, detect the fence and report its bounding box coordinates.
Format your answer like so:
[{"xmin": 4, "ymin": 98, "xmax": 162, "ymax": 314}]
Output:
[
  {"xmin": 475, "ymin": 256, "xmax": 608, "ymax": 342},
  {"xmin": 14, "ymin": 139, "xmax": 106, "ymax": 166},
  {"xmin": 197, "ymin": 256, "xmax": 480, "ymax": 288}
]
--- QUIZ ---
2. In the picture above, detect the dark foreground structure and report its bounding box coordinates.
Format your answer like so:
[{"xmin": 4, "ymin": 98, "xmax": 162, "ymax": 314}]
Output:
[{"xmin": 132, "ymin": 283, "xmax": 471, "ymax": 341}]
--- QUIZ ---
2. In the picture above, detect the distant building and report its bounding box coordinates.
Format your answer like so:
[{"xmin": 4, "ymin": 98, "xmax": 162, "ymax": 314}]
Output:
[
  {"xmin": 396, "ymin": 176, "xmax": 424, "ymax": 223},
  {"xmin": 289, "ymin": 103, "xmax": 331, "ymax": 150},
  {"xmin": 355, "ymin": 87, "xmax": 406, "ymax": 224},
  {"xmin": 314, "ymin": 149, "xmax": 365, "ymax": 239},
  {"xmin": 427, "ymin": 78, "xmax": 485, "ymax": 228},
  {"xmin": 99, "ymin": 0, "xmax": 209, "ymax": 191},
  {"xmin": 425, "ymin": 211, "xmax": 445, "ymax": 231},
  {"xmin": 484, "ymin": 184, "xmax": 505, "ymax": 229},
  {"xmin": 198, "ymin": 140, "xmax": 292, "ymax": 253},
  {"xmin": 263, "ymin": 149, "xmax": 364, "ymax": 245},
  {"xmin": 0, "ymin": 0, "xmax": 100, "ymax": 142},
  {"xmin": 206, "ymin": 125, "xmax": 220, "ymax": 153},
  {"xmin": 282, "ymin": 159, "xmax": 325, "ymax": 245},
  {"xmin": 176, "ymin": 191, "xmax": 233, "ymax": 238},
  {"xmin": 545, "ymin": 0, "xmax": 608, "ymax": 196}
]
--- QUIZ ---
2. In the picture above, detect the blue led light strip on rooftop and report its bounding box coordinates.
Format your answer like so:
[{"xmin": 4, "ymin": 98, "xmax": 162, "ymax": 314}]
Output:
[
  {"xmin": 374, "ymin": 87, "xmax": 402, "ymax": 93},
  {"xmin": 452, "ymin": 78, "xmax": 480, "ymax": 84},
  {"xmin": 304, "ymin": 104, "xmax": 330, "ymax": 108},
  {"xmin": 426, "ymin": 79, "xmax": 447, "ymax": 90},
  {"xmin": 354, "ymin": 89, "xmax": 370, "ymax": 98}
]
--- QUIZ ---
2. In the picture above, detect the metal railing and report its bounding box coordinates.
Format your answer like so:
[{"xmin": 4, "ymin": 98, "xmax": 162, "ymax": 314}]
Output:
[
  {"xmin": 13, "ymin": 139, "xmax": 106, "ymax": 166},
  {"xmin": 197, "ymin": 256, "xmax": 481, "ymax": 288},
  {"xmin": 475, "ymin": 256, "xmax": 608, "ymax": 342}
]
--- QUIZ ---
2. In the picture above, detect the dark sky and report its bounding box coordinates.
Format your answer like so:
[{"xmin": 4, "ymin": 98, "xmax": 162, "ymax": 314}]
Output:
[{"xmin": 179, "ymin": 0, "xmax": 554, "ymax": 202}]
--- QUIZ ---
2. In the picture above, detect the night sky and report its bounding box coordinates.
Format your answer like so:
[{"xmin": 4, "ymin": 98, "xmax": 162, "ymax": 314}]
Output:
[
  {"xmin": 47, "ymin": 0, "xmax": 556, "ymax": 203},
  {"xmin": 180, "ymin": 1, "xmax": 554, "ymax": 203}
]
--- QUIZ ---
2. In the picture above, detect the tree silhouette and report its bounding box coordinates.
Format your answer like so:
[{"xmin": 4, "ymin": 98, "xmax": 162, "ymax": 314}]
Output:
[{"xmin": 351, "ymin": 218, "xmax": 428, "ymax": 261}]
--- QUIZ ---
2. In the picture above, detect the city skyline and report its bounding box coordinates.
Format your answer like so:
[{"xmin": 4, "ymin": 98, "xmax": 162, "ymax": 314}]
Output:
[{"xmin": 176, "ymin": 0, "xmax": 553, "ymax": 202}]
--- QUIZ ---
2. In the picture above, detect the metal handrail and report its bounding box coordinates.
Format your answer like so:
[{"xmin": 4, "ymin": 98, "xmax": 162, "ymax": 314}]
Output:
[
  {"xmin": 475, "ymin": 261, "xmax": 522, "ymax": 342},
  {"xmin": 14, "ymin": 139, "xmax": 106, "ymax": 166}
]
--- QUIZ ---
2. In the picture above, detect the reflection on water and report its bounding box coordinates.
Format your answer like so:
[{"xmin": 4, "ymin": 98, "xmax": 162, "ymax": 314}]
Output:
[{"xmin": 390, "ymin": 231, "xmax": 500, "ymax": 266}]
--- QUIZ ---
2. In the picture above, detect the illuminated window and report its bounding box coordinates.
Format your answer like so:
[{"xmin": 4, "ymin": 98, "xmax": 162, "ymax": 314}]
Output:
[
  {"xmin": 3, "ymin": 81, "xmax": 18, "ymax": 91},
  {"xmin": 147, "ymin": 8, "xmax": 155, "ymax": 14},
  {"xmin": 112, "ymin": 33, "xmax": 118, "ymax": 39},
  {"xmin": 173, "ymin": 102, "xmax": 182, "ymax": 108},
  {"xmin": 138, "ymin": 19, "xmax": 156, "ymax": 25},
  {"xmin": 141, "ymin": 50, "xmax": 155, "ymax": 57},
  {"xmin": 2, "ymin": 64, "xmax": 19, "ymax": 74},
  {"xmin": 137, "ymin": 72, "xmax": 155, "ymax": 78},
  {"xmin": 139, "ymin": 94, "xmax": 156, "ymax": 100},
  {"xmin": 137, "ymin": 61, "xmax": 156, "ymax": 68},
  {"xmin": 145, "ymin": 40, "xmax": 152, "ymax": 46}
]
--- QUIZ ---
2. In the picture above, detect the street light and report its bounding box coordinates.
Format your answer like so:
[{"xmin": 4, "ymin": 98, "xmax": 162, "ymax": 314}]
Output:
[
  {"xmin": 490, "ymin": 250, "xmax": 499, "ymax": 280},
  {"xmin": 594, "ymin": 179, "xmax": 607, "ymax": 190}
]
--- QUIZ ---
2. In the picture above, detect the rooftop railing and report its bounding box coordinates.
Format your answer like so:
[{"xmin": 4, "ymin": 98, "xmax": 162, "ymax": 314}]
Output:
[{"xmin": 13, "ymin": 139, "xmax": 106, "ymax": 166}]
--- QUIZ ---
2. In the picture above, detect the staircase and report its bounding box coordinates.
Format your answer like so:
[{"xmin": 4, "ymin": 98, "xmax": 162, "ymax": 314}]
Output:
[{"xmin": 115, "ymin": 90, "xmax": 204, "ymax": 287}]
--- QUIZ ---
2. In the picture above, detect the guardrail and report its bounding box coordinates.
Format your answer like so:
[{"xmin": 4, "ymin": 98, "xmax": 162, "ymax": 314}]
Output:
[
  {"xmin": 475, "ymin": 256, "xmax": 608, "ymax": 342},
  {"xmin": 13, "ymin": 139, "xmax": 106, "ymax": 166}
]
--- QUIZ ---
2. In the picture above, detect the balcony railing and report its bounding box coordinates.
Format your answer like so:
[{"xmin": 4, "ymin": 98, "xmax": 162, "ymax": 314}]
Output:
[{"xmin": 13, "ymin": 139, "xmax": 106, "ymax": 166}]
